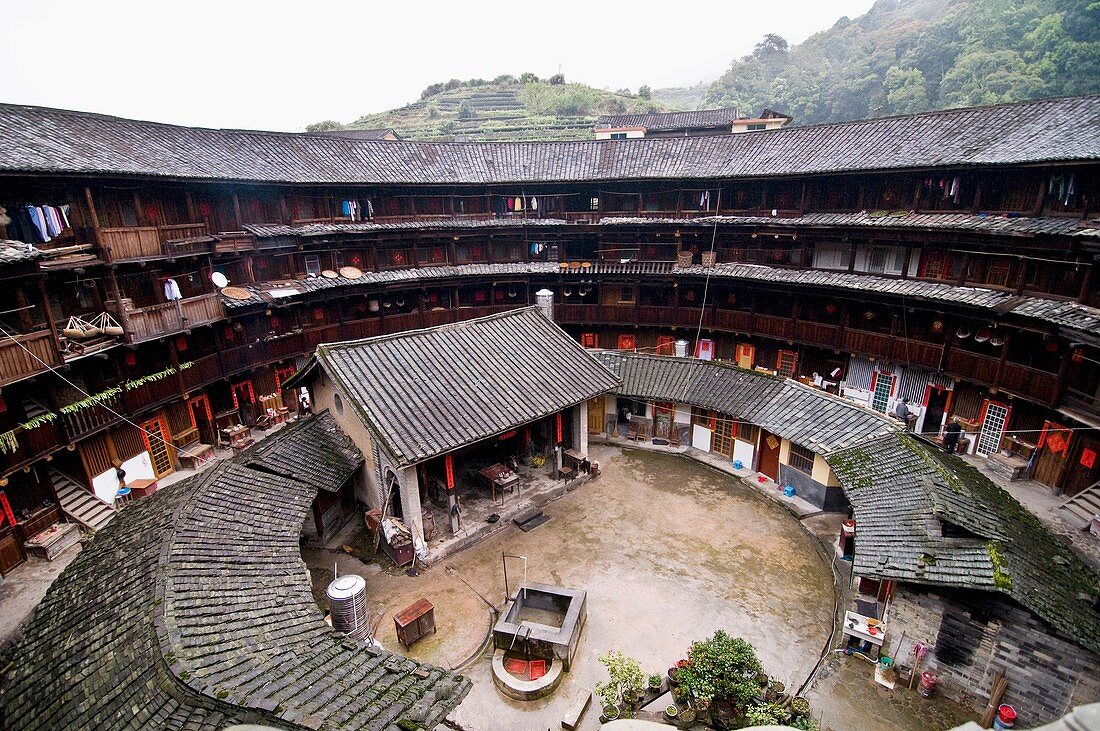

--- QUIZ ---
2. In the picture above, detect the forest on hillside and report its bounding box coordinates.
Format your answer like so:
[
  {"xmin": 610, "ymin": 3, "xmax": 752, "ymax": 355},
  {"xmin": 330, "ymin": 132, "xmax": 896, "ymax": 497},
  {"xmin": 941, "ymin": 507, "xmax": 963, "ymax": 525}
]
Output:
[{"xmin": 704, "ymin": 0, "xmax": 1100, "ymax": 124}]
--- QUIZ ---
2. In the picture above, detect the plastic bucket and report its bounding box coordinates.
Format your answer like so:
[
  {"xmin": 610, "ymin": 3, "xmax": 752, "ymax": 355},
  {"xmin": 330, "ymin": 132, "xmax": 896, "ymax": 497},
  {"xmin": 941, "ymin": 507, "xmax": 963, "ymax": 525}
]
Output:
[
  {"xmin": 783, "ymin": 485, "xmax": 797, "ymax": 497},
  {"xmin": 993, "ymin": 705, "xmax": 1017, "ymax": 729},
  {"xmin": 878, "ymin": 656, "xmax": 893, "ymax": 671},
  {"xmin": 732, "ymin": 460, "xmax": 743, "ymax": 470},
  {"xmin": 919, "ymin": 671, "xmax": 938, "ymax": 698}
]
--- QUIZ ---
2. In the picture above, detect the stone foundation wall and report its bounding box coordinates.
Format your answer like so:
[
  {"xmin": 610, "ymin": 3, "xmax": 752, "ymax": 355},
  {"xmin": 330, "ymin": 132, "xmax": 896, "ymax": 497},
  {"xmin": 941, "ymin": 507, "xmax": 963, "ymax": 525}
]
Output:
[{"xmin": 886, "ymin": 585, "xmax": 1100, "ymax": 724}]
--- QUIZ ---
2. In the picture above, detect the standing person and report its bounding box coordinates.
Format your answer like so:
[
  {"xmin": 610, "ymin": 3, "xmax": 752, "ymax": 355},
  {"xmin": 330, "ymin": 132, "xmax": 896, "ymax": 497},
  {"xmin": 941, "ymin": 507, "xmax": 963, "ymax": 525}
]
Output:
[
  {"xmin": 943, "ymin": 419, "xmax": 962, "ymax": 454},
  {"xmin": 298, "ymin": 391, "xmax": 312, "ymax": 416}
]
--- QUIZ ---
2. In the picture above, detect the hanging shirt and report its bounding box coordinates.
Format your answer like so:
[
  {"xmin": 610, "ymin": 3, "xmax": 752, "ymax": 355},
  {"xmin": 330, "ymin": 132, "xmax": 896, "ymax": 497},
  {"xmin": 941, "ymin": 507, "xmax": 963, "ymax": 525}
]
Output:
[
  {"xmin": 164, "ymin": 278, "xmax": 182, "ymax": 301},
  {"xmin": 29, "ymin": 207, "xmax": 50, "ymax": 242},
  {"xmin": 44, "ymin": 206, "xmax": 62, "ymax": 237},
  {"xmin": 530, "ymin": 197, "xmax": 538, "ymax": 210},
  {"xmin": 515, "ymin": 197, "xmax": 523, "ymax": 211}
]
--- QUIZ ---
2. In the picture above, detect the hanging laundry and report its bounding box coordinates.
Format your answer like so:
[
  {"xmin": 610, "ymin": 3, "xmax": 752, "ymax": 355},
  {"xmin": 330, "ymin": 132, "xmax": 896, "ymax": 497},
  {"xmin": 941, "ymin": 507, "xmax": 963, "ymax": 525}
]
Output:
[
  {"xmin": 164, "ymin": 278, "xmax": 182, "ymax": 301},
  {"xmin": 1065, "ymin": 174, "xmax": 1076, "ymax": 206},
  {"xmin": 949, "ymin": 177, "xmax": 961, "ymax": 203},
  {"xmin": 341, "ymin": 200, "xmax": 352, "ymax": 216},
  {"xmin": 43, "ymin": 207, "xmax": 62, "ymax": 237},
  {"xmin": 506, "ymin": 197, "xmax": 514, "ymax": 211},
  {"xmin": 29, "ymin": 207, "xmax": 50, "ymax": 242},
  {"xmin": 366, "ymin": 199, "xmax": 374, "ymax": 218},
  {"xmin": 530, "ymin": 197, "xmax": 537, "ymax": 211},
  {"xmin": 515, "ymin": 197, "xmax": 523, "ymax": 212}
]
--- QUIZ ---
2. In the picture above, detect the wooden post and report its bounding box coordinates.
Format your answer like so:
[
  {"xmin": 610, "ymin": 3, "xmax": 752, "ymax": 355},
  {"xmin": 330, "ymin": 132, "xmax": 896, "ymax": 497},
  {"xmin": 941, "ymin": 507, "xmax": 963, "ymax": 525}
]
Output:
[
  {"xmin": 231, "ymin": 192, "xmax": 243, "ymax": 229},
  {"xmin": 36, "ymin": 276, "xmax": 64, "ymax": 366},
  {"xmin": 992, "ymin": 332, "xmax": 1012, "ymax": 390},
  {"xmin": 105, "ymin": 266, "xmax": 133, "ymax": 342},
  {"xmin": 847, "ymin": 240, "xmax": 858, "ymax": 273},
  {"xmin": 185, "ymin": 192, "xmax": 197, "ymax": 224},
  {"xmin": 83, "ymin": 186, "xmax": 104, "ymax": 255},
  {"xmin": 279, "ymin": 193, "xmax": 290, "ymax": 224},
  {"xmin": 1015, "ymin": 259, "xmax": 1028, "ymax": 296},
  {"xmin": 1077, "ymin": 262, "xmax": 1096, "ymax": 305},
  {"xmin": 912, "ymin": 181, "xmax": 923, "ymax": 212},
  {"xmin": 955, "ymin": 253, "xmax": 970, "ymax": 287},
  {"xmin": 133, "ymin": 191, "xmax": 146, "ymax": 226},
  {"xmin": 901, "ymin": 246, "xmax": 913, "ymax": 280}
]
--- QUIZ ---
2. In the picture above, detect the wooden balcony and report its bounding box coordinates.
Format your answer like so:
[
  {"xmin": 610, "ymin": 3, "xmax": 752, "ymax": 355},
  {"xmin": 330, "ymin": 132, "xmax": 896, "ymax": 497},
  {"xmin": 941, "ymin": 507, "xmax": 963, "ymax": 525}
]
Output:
[
  {"xmin": 0, "ymin": 331, "xmax": 61, "ymax": 387},
  {"xmin": 101, "ymin": 222, "xmax": 209, "ymax": 261},
  {"xmin": 213, "ymin": 232, "xmax": 256, "ymax": 254},
  {"xmin": 61, "ymin": 392, "xmax": 123, "ymax": 440},
  {"xmin": 113, "ymin": 293, "xmax": 225, "ymax": 343}
]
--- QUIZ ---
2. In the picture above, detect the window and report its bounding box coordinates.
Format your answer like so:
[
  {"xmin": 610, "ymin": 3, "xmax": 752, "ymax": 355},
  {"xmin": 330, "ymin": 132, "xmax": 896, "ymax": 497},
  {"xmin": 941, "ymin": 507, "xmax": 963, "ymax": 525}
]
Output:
[
  {"xmin": 867, "ymin": 247, "xmax": 888, "ymax": 274},
  {"xmin": 590, "ymin": 197, "xmax": 600, "ymax": 211},
  {"xmin": 619, "ymin": 286, "xmax": 636, "ymax": 303},
  {"xmin": 304, "ymin": 254, "xmax": 321, "ymax": 277},
  {"xmin": 776, "ymin": 350, "xmax": 798, "ymax": 378},
  {"xmin": 788, "ymin": 443, "xmax": 815, "ymax": 474},
  {"xmin": 747, "ymin": 123, "xmax": 766, "ymax": 131},
  {"xmin": 610, "ymin": 132, "xmax": 627, "ymax": 140},
  {"xmin": 870, "ymin": 372, "xmax": 894, "ymax": 413},
  {"xmin": 736, "ymin": 422, "xmax": 759, "ymax": 443},
  {"xmin": 333, "ymin": 391, "xmax": 344, "ymax": 416}
]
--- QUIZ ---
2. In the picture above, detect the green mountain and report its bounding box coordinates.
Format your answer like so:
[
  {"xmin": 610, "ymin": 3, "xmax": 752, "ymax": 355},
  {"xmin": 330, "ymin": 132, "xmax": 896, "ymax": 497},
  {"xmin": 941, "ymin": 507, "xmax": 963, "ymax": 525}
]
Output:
[
  {"xmin": 703, "ymin": 0, "xmax": 1100, "ymax": 125},
  {"xmin": 310, "ymin": 75, "xmax": 668, "ymax": 141}
]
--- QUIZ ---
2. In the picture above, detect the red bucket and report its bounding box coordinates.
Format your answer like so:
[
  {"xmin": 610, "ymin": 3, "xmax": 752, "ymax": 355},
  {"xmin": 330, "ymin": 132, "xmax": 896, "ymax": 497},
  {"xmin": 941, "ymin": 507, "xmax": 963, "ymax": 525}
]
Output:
[
  {"xmin": 919, "ymin": 671, "xmax": 938, "ymax": 698},
  {"xmin": 998, "ymin": 705, "xmax": 1017, "ymax": 725}
]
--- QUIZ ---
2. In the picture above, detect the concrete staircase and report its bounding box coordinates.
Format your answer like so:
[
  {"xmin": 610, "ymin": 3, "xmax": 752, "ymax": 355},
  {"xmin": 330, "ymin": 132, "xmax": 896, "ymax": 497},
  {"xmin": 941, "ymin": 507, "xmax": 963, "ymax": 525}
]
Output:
[
  {"xmin": 1060, "ymin": 480, "xmax": 1100, "ymax": 530},
  {"xmin": 51, "ymin": 469, "xmax": 116, "ymax": 531}
]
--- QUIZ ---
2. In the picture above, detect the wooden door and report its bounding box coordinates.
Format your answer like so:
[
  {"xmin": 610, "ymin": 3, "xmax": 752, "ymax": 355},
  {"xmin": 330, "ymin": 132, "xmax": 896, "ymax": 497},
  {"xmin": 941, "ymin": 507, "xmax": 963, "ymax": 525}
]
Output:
[
  {"xmin": 0, "ymin": 531, "xmax": 24, "ymax": 576},
  {"xmin": 757, "ymin": 430, "xmax": 781, "ymax": 480},
  {"xmin": 736, "ymin": 343, "xmax": 755, "ymax": 370},
  {"xmin": 189, "ymin": 394, "xmax": 215, "ymax": 446},
  {"xmin": 923, "ymin": 385, "xmax": 950, "ymax": 435},
  {"xmin": 1063, "ymin": 433, "xmax": 1100, "ymax": 497},
  {"xmin": 587, "ymin": 397, "xmax": 605, "ymax": 434},
  {"xmin": 653, "ymin": 402, "xmax": 673, "ymax": 439},
  {"xmin": 1031, "ymin": 421, "xmax": 1069, "ymax": 488},
  {"xmin": 141, "ymin": 417, "xmax": 175, "ymax": 478}
]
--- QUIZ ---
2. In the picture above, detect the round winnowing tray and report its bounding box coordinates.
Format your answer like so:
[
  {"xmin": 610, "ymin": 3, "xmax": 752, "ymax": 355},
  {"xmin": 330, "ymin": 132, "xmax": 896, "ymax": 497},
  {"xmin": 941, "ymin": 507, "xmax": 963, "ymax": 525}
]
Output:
[
  {"xmin": 339, "ymin": 266, "xmax": 363, "ymax": 279},
  {"xmin": 221, "ymin": 286, "xmax": 253, "ymax": 301},
  {"xmin": 321, "ymin": 269, "xmax": 339, "ymax": 279}
]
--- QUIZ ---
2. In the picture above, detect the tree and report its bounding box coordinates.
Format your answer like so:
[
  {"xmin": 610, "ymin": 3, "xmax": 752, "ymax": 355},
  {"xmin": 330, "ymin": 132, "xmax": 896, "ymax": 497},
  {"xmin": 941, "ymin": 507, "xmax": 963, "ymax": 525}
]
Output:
[
  {"xmin": 885, "ymin": 66, "xmax": 930, "ymax": 114},
  {"xmin": 519, "ymin": 72, "xmax": 540, "ymax": 84},
  {"xmin": 457, "ymin": 101, "xmax": 475, "ymax": 120},
  {"xmin": 638, "ymin": 85, "xmax": 652, "ymax": 100},
  {"xmin": 752, "ymin": 33, "xmax": 789, "ymax": 61},
  {"xmin": 548, "ymin": 73, "xmax": 565, "ymax": 85},
  {"xmin": 305, "ymin": 120, "xmax": 343, "ymax": 133}
]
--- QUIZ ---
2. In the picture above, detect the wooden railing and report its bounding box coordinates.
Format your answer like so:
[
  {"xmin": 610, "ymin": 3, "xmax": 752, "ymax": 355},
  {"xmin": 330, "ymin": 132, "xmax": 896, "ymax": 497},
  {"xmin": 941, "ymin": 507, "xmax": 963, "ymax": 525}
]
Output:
[
  {"xmin": 213, "ymin": 232, "xmax": 256, "ymax": 254},
  {"xmin": 61, "ymin": 392, "xmax": 123, "ymax": 440},
  {"xmin": 101, "ymin": 222, "xmax": 209, "ymax": 260},
  {"xmin": 0, "ymin": 331, "xmax": 60, "ymax": 387},
  {"xmin": 116, "ymin": 293, "xmax": 224, "ymax": 343}
]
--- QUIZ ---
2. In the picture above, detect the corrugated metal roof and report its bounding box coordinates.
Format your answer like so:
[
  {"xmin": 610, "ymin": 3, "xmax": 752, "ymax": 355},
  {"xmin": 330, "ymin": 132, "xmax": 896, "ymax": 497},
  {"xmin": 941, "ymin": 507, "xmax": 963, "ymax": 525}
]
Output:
[
  {"xmin": 2, "ymin": 95, "xmax": 1097, "ymax": 184},
  {"xmin": 314, "ymin": 307, "xmax": 620, "ymax": 465}
]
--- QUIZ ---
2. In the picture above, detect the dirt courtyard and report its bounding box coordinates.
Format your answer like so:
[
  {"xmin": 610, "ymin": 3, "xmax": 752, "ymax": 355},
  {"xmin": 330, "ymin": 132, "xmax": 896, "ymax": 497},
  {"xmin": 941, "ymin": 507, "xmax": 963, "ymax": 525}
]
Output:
[{"xmin": 304, "ymin": 447, "xmax": 974, "ymax": 731}]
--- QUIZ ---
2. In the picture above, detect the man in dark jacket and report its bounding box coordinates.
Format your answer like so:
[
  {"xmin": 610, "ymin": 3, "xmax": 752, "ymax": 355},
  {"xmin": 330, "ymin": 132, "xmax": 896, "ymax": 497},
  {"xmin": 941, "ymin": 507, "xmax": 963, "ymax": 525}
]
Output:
[{"xmin": 943, "ymin": 419, "xmax": 963, "ymax": 454}]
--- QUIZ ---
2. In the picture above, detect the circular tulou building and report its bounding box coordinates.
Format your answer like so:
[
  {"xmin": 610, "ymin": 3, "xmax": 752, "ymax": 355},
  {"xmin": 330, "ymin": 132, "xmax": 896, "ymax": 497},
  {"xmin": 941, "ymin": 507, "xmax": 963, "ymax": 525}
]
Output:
[{"xmin": 0, "ymin": 97, "xmax": 1098, "ymax": 729}]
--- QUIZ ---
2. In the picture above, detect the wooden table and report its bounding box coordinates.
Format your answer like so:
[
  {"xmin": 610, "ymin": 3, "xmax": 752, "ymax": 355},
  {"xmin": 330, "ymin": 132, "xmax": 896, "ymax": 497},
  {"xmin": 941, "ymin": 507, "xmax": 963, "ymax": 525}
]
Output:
[
  {"xmin": 393, "ymin": 598, "xmax": 436, "ymax": 649},
  {"xmin": 221, "ymin": 424, "xmax": 254, "ymax": 452},
  {"xmin": 478, "ymin": 463, "xmax": 518, "ymax": 504},
  {"xmin": 179, "ymin": 443, "xmax": 215, "ymax": 470},
  {"xmin": 128, "ymin": 478, "xmax": 159, "ymax": 498}
]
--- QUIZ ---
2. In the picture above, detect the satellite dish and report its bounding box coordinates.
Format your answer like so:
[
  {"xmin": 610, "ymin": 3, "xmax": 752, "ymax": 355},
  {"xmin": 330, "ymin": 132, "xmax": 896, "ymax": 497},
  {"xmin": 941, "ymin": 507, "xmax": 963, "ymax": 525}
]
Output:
[{"xmin": 211, "ymin": 272, "xmax": 229, "ymax": 288}]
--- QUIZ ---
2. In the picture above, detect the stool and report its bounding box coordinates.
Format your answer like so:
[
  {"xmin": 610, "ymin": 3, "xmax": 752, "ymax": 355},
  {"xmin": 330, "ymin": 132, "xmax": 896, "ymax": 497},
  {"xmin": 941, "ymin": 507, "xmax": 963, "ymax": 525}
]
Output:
[{"xmin": 115, "ymin": 486, "xmax": 132, "ymax": 508}]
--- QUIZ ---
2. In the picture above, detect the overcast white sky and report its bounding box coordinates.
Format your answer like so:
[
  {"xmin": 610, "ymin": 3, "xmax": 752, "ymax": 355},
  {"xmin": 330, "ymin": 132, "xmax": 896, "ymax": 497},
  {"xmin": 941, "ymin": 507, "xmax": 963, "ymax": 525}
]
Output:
[{"xmin": 4, "ymin": 0, "xmax": 876, "ymax": 132}]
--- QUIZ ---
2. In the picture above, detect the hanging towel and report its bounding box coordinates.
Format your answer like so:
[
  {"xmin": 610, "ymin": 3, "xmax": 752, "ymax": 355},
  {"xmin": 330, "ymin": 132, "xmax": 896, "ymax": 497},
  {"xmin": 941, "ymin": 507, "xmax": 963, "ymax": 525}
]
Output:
[
  {"xmin": 341, "ymin": 200, "xmax": 352, "ymax": 216},
  {"xmin": 507, "ymin": 197, "xmax": 514, "ymax": 211},
  {"xmin": 164, "ymin": 278, "xmax": 182, "ymax": 301},
  {"xmin": 43, "ymin": 206, "xmax": 62, "ymax": 237},
  {"xmin": 366, "ymin": 199, "xmax": 374, "ymax": 218},
  {"xmin": 531, "ymin": 197, "xmax": 538, "ymax": 210},
  {"xmin": 515, "ymin": 196, "xmax": 523, "ymax": 211},
  {"xmin": 1065, "ymin": 174, "xmax": 1076, "ymax": 206},
  {"xmin": 949, "ymin": 177, "xmax": 960, "ymax": 203}
]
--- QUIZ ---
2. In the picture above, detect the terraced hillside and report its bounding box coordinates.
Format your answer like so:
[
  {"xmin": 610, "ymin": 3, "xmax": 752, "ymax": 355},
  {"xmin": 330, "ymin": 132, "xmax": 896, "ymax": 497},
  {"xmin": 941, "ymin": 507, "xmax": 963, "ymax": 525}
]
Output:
[{"xmin": 313, "ymin": 79, "xmax": 669, "ymax": 142}]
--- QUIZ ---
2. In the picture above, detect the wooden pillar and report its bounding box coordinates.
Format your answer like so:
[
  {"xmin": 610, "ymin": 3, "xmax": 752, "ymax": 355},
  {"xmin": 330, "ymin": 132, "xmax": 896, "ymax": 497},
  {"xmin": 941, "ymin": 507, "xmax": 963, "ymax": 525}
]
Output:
[
  {"xmin": 133, "ymin": 191, "xmax": 146, "ymax": 226},
  {"xmin": 105, "ymin": 267, "xmax": 133, "ymax": 341},
  {"xmin": 847, "ymin": 241, "xmax": 858, "ymax": 273},
  {"xmin": 992, "ymin": 333, "xmax": 1012, "ymax": 390},
  {"xmin": 185, "ymin": 192, "xmax": 197, "ymax": 223},
  {"xmin": 901, "ymin": 246, "xmax": 913, "ymax": 280},
  {"xmin": 83, "ymin": 187, "xmax": 104, "ymax": 253},
  {"xmin": 35, "ymin": 277, "xmax": 64, "ymax": 365},
  {"xmin": 279, "ymin": 193, "xmax": 290, "ymax": 225},
  {"xmin": 955, "ymin": 253, "xmax": 970, "ymax": 287},
  {"xmin": 970, "ymin": 181, "xmax": 983, "ymax": 214},
  {"xmin": 912, "ymin": 181, "xmax": 923, "ymax": 212},
  {"xmin": 1015, "ymin": 259, "xmax": 1029, "ymax": 296},
  {"xmin": 231, "ymin": 192, "xmax": 243, "ymax": 229},
  {"xmin": 167, "ymin": 336, "xmax": 187, "ymax": 397},
  {"xmin": 1078, "ymin": 262, "xmax": 1096, "ymax": 305}
]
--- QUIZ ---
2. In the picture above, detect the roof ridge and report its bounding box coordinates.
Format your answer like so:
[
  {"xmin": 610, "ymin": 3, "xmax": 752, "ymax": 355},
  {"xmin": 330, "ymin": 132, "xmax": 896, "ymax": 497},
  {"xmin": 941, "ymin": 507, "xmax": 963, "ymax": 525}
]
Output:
[{"xmin": 317, "ymin": 304, "xmax": 543, "ymax": 352}]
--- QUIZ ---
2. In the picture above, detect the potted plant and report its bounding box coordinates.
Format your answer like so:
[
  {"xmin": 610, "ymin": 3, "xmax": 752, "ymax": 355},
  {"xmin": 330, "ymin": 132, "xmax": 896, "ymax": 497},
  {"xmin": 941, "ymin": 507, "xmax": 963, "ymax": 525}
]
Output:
[
  {"xmin": 595, "ymin": 681, "xmax": 619, "ymax": 721},
  {"xmin": 648, "ymin": 673, "xmax": 663, "ymax": 693},
  {"xmin": 597, "ymin": 651, "xmax": 645, "ymax": 714},
  {"xmin": 664, "ymin": 704, "xmax": 679, "ymax": 721},
  {"xmin": 676, "ymin": 707, "xmax": 696, "ymax": 729}
]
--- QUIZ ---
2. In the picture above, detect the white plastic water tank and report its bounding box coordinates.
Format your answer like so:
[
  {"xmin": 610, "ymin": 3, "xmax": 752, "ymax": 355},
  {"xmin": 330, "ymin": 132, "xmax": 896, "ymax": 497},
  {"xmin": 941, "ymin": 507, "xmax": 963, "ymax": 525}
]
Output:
[
  {"xmin": 674, "ymin": 339, "xmax": 689, "ymax": 358},
  {"xmin": 326, "ymin": 574, "xmax": 369, "ymax": 641}
]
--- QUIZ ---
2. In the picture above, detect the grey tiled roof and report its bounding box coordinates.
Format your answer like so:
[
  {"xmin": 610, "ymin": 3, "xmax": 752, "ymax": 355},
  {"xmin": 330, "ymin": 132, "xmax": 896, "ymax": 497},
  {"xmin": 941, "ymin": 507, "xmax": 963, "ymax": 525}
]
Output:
[
  {"xmin": 311, "ymin": 307, "xmax": 620, "ymax": 465},
  {"xmin": 245, "ymin": 410, "xmax": 362, "ymax": 493},
  {"xmin": 1, "ymin": 95, "xmax": 1097, "ymax": 184},
  {"xmin": 827, "ymin": 434, "xmax": 1100, "ymax": 655},
  {"xmin": 594, "ymin": 351, "xmax": 898, "ymax": 454},
  {"xmin": 0, "ymin": 239, "xmax": 42, "ymax": 266},
  {"xmin": 0, "ymin": 424, "xmax": 469, "ymax": 731},
  {"xmin": 312, "ymin": 128, "xmax": 400, "ymax": 140},
  {"xmin": 242, "ymin": 212, "xmax": 1100, "ymax": 240},
  {"xmin": 595, "ymin": 108, "xmax": 740, "ymax": 131}
]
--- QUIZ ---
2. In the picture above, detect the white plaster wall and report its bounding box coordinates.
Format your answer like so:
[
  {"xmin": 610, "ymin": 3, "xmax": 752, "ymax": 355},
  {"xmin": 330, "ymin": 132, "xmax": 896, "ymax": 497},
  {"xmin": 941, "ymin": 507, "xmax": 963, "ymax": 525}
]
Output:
[
  {"xmin": 311, "ymin": 375, "xmax": 378, "ymax": 508},
  {"xmin": 93, "ymin": 451, "xmax": 155, "ymax": 503}
]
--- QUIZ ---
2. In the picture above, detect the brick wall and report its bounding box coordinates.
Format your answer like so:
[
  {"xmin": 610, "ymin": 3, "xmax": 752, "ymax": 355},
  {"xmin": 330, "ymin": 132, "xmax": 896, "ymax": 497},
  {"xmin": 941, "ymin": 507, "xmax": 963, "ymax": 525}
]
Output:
[{"xmin": 887, "ymin": 585, "xmax": 1100, "ymax": 725}]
